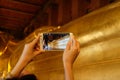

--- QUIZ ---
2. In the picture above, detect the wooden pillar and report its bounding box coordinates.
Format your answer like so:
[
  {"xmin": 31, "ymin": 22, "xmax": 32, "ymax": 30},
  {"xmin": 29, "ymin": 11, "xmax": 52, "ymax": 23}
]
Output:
[
  {"xmin": 51, "ymin": 3, "xmax": 58, "ymax": 26},
  {"xmin": 100, "ymin": 0, "xmax": 110, "ymax": 6},
  {"xmin": 62, "ymin": 0, "xmax": 72, "ymax": 24},
  {"xmin": 58, "ymin": 0, "xmax": 63, "ymax": 25},
  {"xmin": 78, "ymin": 0, "xmax": 90, "ymax": 17},
  {"xmin": 47, "ymin": 8, "xmax": 52, "ymax": 26},
  {"xmin": 35, "ymin": 12, "xmax": 48, "ymax": 27},
  {"xmin": 89, "ymin": 0, "xmax": 101, "ymax": 11},
  {"xmin": 71, "ymin": 0, "xmax": 79, "ymax": 20}
]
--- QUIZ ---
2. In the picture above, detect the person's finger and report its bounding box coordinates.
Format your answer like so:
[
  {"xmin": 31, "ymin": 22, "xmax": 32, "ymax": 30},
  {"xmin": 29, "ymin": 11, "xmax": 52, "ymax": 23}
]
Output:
[
  {"xmin": 34, "ymin": 48, "xmax": 45, "ymax": 55},
  {"xmin": 31, "ymin": 35, "xmax": 40, "ymax": 46},
  {"xmin": 69, "ymin": 33, "xmax": 73, "ymax": 47},
  {"xmin": 66, "ymin": 39, "xmax": 71, "ymax": 50},
  {"xmin": 65, "ymin": 33, "xmax": 73, "ymax": 50},
  {"xmin": 77, "ymin": 41, "xmax": 80, "ymax": 52},
  {"xmin": 71, "ymin": 34, "xmax": 77, "ymax": 48}
]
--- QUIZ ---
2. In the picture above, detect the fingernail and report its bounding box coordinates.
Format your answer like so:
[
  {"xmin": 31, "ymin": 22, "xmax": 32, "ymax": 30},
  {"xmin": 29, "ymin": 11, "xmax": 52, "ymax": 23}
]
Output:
[{"xmin": 69, "ymin": 33, "xmax": 73, "ymax": 39}]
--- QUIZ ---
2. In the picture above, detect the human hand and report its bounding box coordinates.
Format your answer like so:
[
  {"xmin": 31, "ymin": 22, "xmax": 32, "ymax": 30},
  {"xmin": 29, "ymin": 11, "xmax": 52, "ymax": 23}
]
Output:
[
  {"xmin": 63, "ymin": 34, "xmax": 80, "ymax": 66},
  {"xmin": 7, "ymin": 35, "xmax": 44, "ymax": 78},
  {"xmin": 20, "ymin": 35, "xmax": 44, "ymax": 62}
]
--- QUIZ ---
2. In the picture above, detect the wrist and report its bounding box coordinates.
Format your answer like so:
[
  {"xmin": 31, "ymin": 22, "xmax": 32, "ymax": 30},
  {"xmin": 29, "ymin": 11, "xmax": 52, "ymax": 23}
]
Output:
[
  {"xmin": 63, "ymin": 62, "xmax": 73, "ymax": 69},
  {"xmin": 19, "ymin": 54, "xmax": 32, "ymax": 64},
  {"xmin": 63, "ymin": 59, "xmax": 73, "ymax": 67}
]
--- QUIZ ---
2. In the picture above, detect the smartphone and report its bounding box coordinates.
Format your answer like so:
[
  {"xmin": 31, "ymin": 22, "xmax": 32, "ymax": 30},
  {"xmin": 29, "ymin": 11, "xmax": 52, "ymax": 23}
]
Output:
[{"xmin": 40, "ymin": 32, "xmax": 71, "ymax": 51}]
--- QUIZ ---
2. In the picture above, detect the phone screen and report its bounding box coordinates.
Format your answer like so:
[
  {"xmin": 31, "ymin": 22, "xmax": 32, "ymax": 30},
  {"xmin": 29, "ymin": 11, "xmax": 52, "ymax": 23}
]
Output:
[{"xmin": 42, "ymin": 33, "xmax": 70, "ymax": 51}]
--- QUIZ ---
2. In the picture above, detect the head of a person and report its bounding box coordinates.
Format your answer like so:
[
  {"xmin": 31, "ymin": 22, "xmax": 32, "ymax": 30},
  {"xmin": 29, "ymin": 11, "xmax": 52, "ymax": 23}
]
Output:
[{"xmin": 6, "ymin": 74, "xmax": 37, "ymax": 80}]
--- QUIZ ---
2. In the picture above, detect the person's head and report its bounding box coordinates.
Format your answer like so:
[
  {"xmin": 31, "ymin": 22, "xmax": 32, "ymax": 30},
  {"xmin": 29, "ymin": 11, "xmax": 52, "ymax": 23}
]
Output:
[{"xmin": 6, "ymin": 74, "xmax": 37, "ymax": 80}]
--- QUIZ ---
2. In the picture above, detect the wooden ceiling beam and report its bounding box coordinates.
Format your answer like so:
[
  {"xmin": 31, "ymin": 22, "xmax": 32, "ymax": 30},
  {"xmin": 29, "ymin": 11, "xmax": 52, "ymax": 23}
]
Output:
[
  {"xmin": 0, "ymin": 23, "xmax": 20, "ymax": 30},
  {"xmin": 0, "ymin": 0, "xmax": 40, "ymax": 14},
  {"xmin": 0, "ymin": 15, "xmax": 28, "ymax": 24},
  {"xmin": 0, "ymin": 19, "xmax": 26, "ymax": 28},
  {"xmin": 14, "ymin": 0, "xmax": 47, "ymax": 6},
  {"xmin": 0, "ymin": 8, "xmax": 34, "ymax": 20}
]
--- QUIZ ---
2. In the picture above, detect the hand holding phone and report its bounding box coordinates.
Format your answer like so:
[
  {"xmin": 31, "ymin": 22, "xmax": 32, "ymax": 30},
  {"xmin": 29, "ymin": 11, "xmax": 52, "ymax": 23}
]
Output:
[{"xmin": 40, "ymin": 32, "xmax": 71, "ymax": 51}]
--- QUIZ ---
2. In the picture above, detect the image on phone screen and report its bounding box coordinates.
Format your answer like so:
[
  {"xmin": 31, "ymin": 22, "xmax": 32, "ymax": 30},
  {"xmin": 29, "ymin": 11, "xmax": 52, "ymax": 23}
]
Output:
[{"xmin": 42, "ymin": 33, "xmax": 70, "ymax": 51}]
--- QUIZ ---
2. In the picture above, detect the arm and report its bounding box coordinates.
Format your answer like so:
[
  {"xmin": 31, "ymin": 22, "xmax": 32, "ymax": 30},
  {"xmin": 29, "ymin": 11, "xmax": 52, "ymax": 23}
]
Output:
[
  {"xmin": 7, "ymin": 35, "xmax": 43, "ymax": 78},
  {"xmin": 63, "ymin": 62, "xmax": 73, "ymax": 80},
  {"xmin": 63, "ymin": 34, "xmax": 80, "ymax": 80}
]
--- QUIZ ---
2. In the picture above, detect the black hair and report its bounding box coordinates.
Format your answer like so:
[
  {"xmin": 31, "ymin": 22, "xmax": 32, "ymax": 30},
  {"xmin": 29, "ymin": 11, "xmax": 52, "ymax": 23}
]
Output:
[
  {"xmin": 6, "ymin": 74, "xmax": 37, "ymax": 80},
  {"xmin": 6, "ymin": 77, "xmax": 18, "ymax": 80}
]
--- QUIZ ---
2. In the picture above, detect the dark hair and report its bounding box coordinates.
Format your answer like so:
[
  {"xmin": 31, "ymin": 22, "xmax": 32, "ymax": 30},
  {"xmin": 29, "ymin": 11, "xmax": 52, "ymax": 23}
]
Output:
[
  {"xmin": 20, "ymin": 74, "xmax": 37, "ymax": 80},
  {"xmin": 6, "ymin": 77, "xmax": 17, "ymax": 80},
  {"xmin": 6, "ymin": 74, "xmax": 37, "ymax": 80}
]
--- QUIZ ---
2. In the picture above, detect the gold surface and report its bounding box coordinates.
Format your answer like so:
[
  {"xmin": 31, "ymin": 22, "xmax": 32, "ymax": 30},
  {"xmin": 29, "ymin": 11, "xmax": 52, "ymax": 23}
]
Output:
[{"xmin": 1, "ymin": 1, "xmax": 120, "ymax": 80}]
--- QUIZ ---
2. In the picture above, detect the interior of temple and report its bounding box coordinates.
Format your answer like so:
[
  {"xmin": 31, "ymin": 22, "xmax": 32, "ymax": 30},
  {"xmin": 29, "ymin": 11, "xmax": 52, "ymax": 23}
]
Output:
[{"xmin": 0, "ymin": 0, "xmax": 120, "ymax": 80}]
